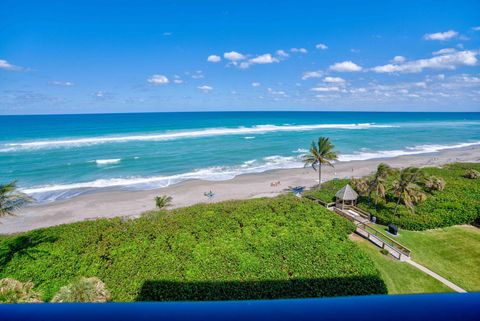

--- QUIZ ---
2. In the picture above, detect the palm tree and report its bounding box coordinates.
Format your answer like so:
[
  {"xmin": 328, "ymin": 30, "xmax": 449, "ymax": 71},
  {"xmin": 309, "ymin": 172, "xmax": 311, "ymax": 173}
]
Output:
[
  {"xmin": 302, "ymin": 137, "xmax": 338, "ymax": 188},
  {"xmin": 350, "ymin": 177, "xmax": 370, "ymax": 196},
  {"xmin": 391, "ymin": 167, "xmax": 426, "ymax": 215},
  {"xmin": 0, "ymin": 181, "xmax": 32, "ymax": 218},
  {"xmin": 368, "ymin": 163, "xmax": 395, "ymax": 206},
  {"xmin": 154, "ymin": 195, "xmax": 172, "ymax": 210}
]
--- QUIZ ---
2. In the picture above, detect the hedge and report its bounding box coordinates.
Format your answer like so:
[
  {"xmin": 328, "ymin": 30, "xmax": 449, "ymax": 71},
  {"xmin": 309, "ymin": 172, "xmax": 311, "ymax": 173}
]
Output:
[{"xmin": 0, "ymin": 195, "xmax": 386, "ymax": 301}]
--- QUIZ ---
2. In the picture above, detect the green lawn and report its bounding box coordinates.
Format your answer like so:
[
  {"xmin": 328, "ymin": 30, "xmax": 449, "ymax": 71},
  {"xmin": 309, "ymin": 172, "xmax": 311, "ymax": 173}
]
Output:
[
  {"xmin": 395, "ymin": 225, "xmax": 480, "ymax": 291},
  {"xmin": 353, "ymin": 235, "xmax": 452, "ymax": 294}
]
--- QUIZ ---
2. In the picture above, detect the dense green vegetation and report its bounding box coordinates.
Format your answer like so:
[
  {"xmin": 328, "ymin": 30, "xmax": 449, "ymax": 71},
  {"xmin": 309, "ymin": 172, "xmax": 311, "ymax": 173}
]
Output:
[
  {"xmin": 352, "ymin": 235, "xmax": 452, "ymax": 294},
  {"xmin": 306, "ymin": 163, "xmax": 480, "ymax": 230},
  {"xmin": 396, "ymin": 225, "xmax": 480, "ymax": 291},
  {"xmin": 0, "ymin": 195, "xmax": 386, "ymax": 302},
  {"xmin": 304, "ymin": 179, "xmax": 349, "ymax": 203}
]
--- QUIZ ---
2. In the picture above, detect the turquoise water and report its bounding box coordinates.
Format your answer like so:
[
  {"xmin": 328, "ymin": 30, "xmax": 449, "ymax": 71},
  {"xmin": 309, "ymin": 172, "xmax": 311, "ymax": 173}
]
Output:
[{"xmin": 1, "ymin": 112, "xmax": 479, "ymax": 202}]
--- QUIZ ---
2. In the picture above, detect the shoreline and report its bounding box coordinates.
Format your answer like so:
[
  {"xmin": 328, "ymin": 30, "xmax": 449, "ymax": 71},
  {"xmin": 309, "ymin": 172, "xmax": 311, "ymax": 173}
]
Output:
[{"xmin": 1, "ymin": 145, "xmax": 479, "ymax": 234}]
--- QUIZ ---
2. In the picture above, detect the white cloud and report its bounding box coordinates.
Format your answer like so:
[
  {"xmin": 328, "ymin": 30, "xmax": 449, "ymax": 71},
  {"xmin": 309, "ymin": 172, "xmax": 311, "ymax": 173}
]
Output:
[
  {"xmin": 173, "ymin": 79, "xmax": 183, "ymax": 84},
  {"xmin": 329, "ymin": 61, "xmax": 363, "ymax": 72},
  {"xmin": 276, "ymin": 49, "xmax": 289, "ymax": 57},
  {"xmin": 310, "ymin": 86, "xmax": 340, "ymax": 92},
  {"xmin": 371, "ymin": 50, "xmax": 478, "ymax": 73},
  {"xmin": 163, "ymin": 32, "xmax": 172, "ymax": 36},
  {"xmin": 147, "ymin": 74, "xmax": 169, "ymax": 85},
  {"xmin": 224, "ymin": 51, "xmax": 246, "ymax": 61},
  {"xmin": 301, "ymin": 70, "xmax": 323, "ymax": 80},
  {"xmin": 198, "ymin": 85, "xmax": 213, "ymax": 92},
  {"xmin": 238, "ymin": 53, "xmax": 280, "ymax": 69},
  {"xmin": 316, "ymin": 43, "xmax": 328, "ymax": 50},
  {"xmin": 424, "ymin": 30, "xmax": 459, "ymax": 41},
  {"xmin": 267, "ymin": 88, "xmax": 287, "ymax": 96},
  {"xmin": 432, "ymin": 48, "xmax": 456, "ymax": 55},
  {"xmin": 323, "ymin": 76, "xmax": 345, "ymax": 83},
  {"xmin": 392, "ymin": 56, "xmax": 406, "ymax": 63},
  {"xmin": 249, "ymin": 53, "xmax": 279, "ymax": 64},
  {"xmin": 51, "ymin": 81, "xmax": 74, "ymax": 87},
  {"xmin": 251, "ymin": 82, "xmax": 261, "ymax": 87},
  {"xmin": 0, "ymin": 59, "xmax": 21, "ymax": 71},
  {"xmin": 207, "ymin": 55, "xmax": 221, "ymax": 62},
  {"xmin": 290, "ymin": 48, "xmax": 308, "ymax": 54},
  {"xmin": 473, "ymin": 26, "xmax": 480, "ymax": 31},
  {"xmin": 191, "ymin": 70, "xmax": 204, "ymax": 79}
]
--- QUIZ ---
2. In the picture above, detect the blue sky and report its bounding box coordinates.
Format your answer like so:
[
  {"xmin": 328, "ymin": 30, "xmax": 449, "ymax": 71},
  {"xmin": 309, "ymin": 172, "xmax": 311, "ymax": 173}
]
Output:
[{"xmin": 1, "ymin": 0, "xmax": 480, "ymax": 114}]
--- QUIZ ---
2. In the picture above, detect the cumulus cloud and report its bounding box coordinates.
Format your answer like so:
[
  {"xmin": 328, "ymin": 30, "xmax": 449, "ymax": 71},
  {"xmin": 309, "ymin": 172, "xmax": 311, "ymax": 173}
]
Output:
[
  {"xmin": 249, "ymin": 53, "xmax": 279, "ymax": 64},
  {"xmin": 238, "ymin": 53, "xmax": 280, "ymax": 69},
  {"xmin": 0, "ymin": 59, "xmax": 21, "ymax": 71},
  {"xmin": 432, "ymin": 48, "xmax": 456, "ymax": 55},
  {"xmin": 252, "ymin": 82, "xmax": 261, "ymax": 87},
  {"xmin": 301, "ymin": 70, "xmax": 323, "ymax": 80},
  {"xmin": 198, "ymin": 85, "xmax": 213, "ymax": 92},
  {"xmin": 371, "ymin": 50, "xmax": 478, "ymax": 73},
  {"xmin": 276, "ymin": 49, "xmax": 289, "ymax": 57},
  {"xmin": 392, "ymin": 56, "xmax": 406, "ymax": 63},
  {"xmin": 290, "ymin": 48, "xmax": 308, "ymax": 54},
  {"xmin": 424, "ymin": 30, "xmax": 459, "ymax": 41},
  {"xmin": 147, "ymin": 74, "xmax": 169, "ymax": 85},
  {"xmin": 224, "ymin": 51, "xmax": 246, "ymax": 61},
  {"xmin": 315, "ymin": 43, "xmax": 328, "ymax": 50},
  {"xmin": 310, "ymin": 86, "xmax": 340, "ymax": 92},
  {"xmin": 323, "ymin": 76, "xmax": 345, "ymax": 83},
  {"xmin": 329, "ymin": 61, "xmax": 363, "ymax": 72},
  {"xmin": 207, "ymin": 55, "xmax": 221, "ymax": 62}
]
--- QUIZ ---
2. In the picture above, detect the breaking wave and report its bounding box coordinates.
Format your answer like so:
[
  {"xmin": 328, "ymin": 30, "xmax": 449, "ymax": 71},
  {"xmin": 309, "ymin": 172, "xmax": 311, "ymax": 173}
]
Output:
[{"xmin": 1, "ymin": 123, "xmax": 394, "ymax": 152}]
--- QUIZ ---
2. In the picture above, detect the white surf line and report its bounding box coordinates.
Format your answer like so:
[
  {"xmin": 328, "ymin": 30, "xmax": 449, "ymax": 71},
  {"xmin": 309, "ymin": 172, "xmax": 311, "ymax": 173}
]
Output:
[{"xmin": 406, "ymin": 259, "xmax": 467, "ymax": 293}]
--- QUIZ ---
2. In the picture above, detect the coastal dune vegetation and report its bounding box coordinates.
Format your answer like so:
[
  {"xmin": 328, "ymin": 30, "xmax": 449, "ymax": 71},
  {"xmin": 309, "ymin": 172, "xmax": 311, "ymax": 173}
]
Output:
[
  {"xmin": 305, "ymin": 163, "xmax": 480, "ymax": 230},
  {"xmin": 0, "ymin": 195, "xmax": 386, "ymax": 302}
]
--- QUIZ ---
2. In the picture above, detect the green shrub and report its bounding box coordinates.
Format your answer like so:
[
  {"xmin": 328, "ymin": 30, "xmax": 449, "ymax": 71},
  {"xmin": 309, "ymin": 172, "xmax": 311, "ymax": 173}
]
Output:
[
  {"xmin": 380, "ymin": 249, "xmax": 389, "ymax": 256},
  {"xmin": 0, "ymin": 195, "xmax": 386, "ymax": 301},
  {"xmin": 304, "ymin": 179, "xmax": 349, "ymax": 202},
  {"xmin": 0, "ymin": 278, "xmax": 42, "ymax": 303},
  {"xmin": 51, "ymin": 277, "xmax": 110, "ymax": 303},
  {"xmin": 464, "ymin": 169, "xmax": 480, "ymax": 179}
]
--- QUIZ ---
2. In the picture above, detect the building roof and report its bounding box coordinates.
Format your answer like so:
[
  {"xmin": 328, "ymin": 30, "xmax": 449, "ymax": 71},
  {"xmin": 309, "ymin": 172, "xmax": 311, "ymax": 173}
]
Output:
[{"xmin": 335, "ymin": 184, "xmax": 359, "ymax": 201}]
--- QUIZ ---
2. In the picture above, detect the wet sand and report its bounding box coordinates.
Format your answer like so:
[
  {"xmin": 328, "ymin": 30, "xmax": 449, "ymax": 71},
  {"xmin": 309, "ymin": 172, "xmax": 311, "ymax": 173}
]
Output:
[{"xmin": 1, "ymin": 145, "xmax": 479, "ymax": 234}]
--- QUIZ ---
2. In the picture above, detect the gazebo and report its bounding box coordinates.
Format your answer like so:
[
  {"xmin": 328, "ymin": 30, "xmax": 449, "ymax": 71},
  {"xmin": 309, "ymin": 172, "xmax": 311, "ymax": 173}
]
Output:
[{"xmin": 335, "ymin": 184, "xmax": 359, "ymax": 209}]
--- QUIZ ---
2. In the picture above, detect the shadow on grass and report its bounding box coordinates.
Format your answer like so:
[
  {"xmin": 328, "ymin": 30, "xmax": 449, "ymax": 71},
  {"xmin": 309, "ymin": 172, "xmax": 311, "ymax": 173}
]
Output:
[
  {"xmin": 0, "ymin": 231, "xmax": 57, "ymax": 270},
  {"xmin": 136, "ymin": 276, "xmax": 387, "ymax": 301}
]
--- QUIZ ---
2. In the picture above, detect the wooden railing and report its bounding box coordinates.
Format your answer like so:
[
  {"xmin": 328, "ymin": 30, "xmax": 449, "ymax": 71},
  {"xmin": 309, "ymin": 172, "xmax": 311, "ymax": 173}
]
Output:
[
  {"xmin": 357, "ymin": 222, "xmax": 411, "ymax": 257},
  {"xmin": 333, "ymin": 207, "xmax": 411, "ymax": 259},
  {"xmin": 308, "ymin": 195, "xmax": 411, "ymax": 259},
  {"xmin": 305, "ymin": 196, "xmax": 335, "ymax": 208}
]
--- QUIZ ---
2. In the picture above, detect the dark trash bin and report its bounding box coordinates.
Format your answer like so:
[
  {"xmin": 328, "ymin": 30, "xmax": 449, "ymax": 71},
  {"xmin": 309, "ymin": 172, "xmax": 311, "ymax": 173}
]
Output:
[{"xmin": 388, "ymin": 223, "xmax": 398, "ymax": 235}]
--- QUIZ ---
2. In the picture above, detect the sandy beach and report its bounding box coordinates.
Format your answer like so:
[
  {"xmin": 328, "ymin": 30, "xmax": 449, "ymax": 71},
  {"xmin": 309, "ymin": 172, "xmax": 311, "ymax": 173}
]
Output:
[{"xmin": 1, "ymin": 145, "xmax": 479, "ymax": 234}]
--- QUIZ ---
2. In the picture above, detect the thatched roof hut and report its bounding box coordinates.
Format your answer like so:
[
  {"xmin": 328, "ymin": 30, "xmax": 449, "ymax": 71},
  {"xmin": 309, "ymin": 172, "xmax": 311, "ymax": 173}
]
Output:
[{"xmin": 335, "ymin": 184, "xmax": 358, "ymax": 209}]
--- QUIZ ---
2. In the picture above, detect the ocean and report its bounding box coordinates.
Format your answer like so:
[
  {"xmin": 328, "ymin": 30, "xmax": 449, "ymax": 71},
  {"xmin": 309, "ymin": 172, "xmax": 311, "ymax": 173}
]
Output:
[{"xmin": 1, "ymin": 111, "xmax": 479, "ymax": 202}]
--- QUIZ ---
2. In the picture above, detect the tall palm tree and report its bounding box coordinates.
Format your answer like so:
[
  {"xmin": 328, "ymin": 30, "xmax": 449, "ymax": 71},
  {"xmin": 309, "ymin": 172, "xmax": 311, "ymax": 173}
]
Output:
[
  {"xmin": 368, "ymin": 163, "xmax": 395, "ymax": 206},
  {"xmin": 0, "ymin": 181, "xmax": 32, "ymax": 218},
  {"xmin": 391, "ymin": 167, "xmax": 426, "ymax": 215},
  {"xmin": 302, "ymin": 137, "xmax": 338, "ymax": 188}
]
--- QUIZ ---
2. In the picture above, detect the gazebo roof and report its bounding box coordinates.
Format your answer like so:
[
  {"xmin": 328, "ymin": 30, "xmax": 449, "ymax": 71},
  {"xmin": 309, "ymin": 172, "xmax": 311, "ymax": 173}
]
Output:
[{"xmin": 335, "ymin": 184, "xmax": 359, "ymax": 201}]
